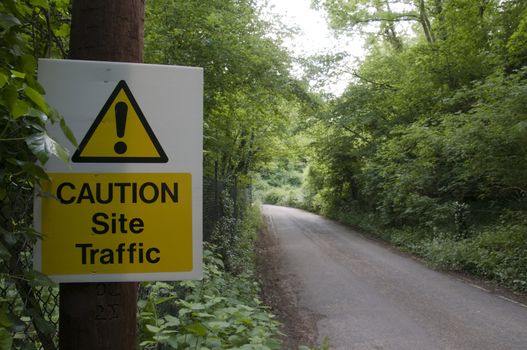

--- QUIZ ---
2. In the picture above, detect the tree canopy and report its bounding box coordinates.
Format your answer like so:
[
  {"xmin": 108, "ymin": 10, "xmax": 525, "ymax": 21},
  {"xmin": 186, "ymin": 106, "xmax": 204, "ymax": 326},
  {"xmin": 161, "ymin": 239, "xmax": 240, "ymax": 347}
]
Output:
[{"xmin": 144, "ymin": 0, "xmax": 313, "ymax": 183}]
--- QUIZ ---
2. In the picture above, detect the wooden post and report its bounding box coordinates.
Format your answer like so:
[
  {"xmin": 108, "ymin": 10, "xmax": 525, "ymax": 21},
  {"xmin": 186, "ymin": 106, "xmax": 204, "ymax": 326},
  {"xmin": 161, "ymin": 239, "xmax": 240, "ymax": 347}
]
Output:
[{"xmin": 59, "ymin": 1, "xmax": 144, "ymax": 349}]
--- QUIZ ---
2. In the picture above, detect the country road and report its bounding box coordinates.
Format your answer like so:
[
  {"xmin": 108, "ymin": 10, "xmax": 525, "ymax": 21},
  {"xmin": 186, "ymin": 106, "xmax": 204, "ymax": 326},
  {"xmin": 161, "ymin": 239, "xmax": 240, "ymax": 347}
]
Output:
[{"xmin": 261, "ymin": 205, "xmax": 527, "ymax": 350}]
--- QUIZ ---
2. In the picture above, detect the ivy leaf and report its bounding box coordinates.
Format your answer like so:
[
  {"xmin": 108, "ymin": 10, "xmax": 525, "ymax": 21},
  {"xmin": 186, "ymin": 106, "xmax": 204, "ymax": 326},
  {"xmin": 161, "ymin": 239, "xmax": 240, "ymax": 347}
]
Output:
[
  {"xmin": 24, "ymin": 86, "xmax": 49, "ymax": 114},
  {"xmin": 15, "ymin": 160, "xmax": 50, "ymax": 181},
  {"xmin": 24, "ymin": 270, "xmax": 55, "ymax": 287},
  {"xmin": 29, "ymin": 0, "xmax": 49, "ymax": 9},
  {"xmin": 60, "ymin": 118, "xmax": 78, "ymax": 147},
  {"xmin": 11, "ymin": 99, "xmax": 29, "ymax": 119},
  {"xmin": 25, "ymin": 131, "xmax": 69, "ymax": 163},
  {"xmin": 0, "ymin": 13, "xmax": 20, "ymax": 30}
]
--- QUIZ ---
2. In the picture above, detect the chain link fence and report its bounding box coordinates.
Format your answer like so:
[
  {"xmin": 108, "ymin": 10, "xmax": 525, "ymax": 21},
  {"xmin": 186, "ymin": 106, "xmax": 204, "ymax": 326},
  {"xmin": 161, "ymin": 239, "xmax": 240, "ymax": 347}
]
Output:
[
  {"xmin": 0, "ymin": 179, "xmax": 59, "ymax": 349},
  {"xmin": 1, "ymin": 175, "xmax": 251, "ymax": 349},
  {"xmin": 203, "ymin": 176, "xmax": 252, "ymax": 242}
]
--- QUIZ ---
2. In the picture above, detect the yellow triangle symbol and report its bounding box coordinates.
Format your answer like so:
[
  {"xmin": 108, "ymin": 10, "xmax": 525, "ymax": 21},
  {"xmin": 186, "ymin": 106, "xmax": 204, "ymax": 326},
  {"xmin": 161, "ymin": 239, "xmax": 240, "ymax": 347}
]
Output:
[{"xmin": 72, "ymin": 80, "xmax": 168, "ymax": 163}]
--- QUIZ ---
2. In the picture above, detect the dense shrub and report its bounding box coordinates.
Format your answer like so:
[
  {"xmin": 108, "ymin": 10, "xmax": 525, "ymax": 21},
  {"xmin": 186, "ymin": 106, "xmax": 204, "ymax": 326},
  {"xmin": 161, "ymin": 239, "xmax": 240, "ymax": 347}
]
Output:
[{"xmin": 139, "ymin": 205, "xmax": 282, "ymax": 349}]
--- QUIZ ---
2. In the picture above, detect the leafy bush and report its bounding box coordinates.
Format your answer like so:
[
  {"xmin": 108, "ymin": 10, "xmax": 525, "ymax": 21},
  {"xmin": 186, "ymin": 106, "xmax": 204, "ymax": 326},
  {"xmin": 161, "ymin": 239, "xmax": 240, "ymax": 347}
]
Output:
[
  {"xmin": 139, "ymin": 204, "xmax": 282, "ymax": 349},
  {"xmin": 261, "ymin": 187, "xmax": 303, "ymax": 208},
  {"xmin": 0, "ymin": 1, "xmax": 71, "ymax": 348},
  {"xmin": 398, "ymin": 224, "xmax": 527, "ymax": 292},
  {"xmin": 139, "ymin": 248, "xmax": 281, "ymax": 350}
]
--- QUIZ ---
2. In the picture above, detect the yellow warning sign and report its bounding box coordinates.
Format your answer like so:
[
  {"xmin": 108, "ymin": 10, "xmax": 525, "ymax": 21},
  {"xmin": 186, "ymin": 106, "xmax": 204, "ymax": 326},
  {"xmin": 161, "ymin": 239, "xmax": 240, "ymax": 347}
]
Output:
[
  {"xmin": 72, "ymin": 80, "xmax": 168, "ymax": 163},
  {"xmin": 40, "ymin": 172, "xmax": 192, "ymax": 275}
]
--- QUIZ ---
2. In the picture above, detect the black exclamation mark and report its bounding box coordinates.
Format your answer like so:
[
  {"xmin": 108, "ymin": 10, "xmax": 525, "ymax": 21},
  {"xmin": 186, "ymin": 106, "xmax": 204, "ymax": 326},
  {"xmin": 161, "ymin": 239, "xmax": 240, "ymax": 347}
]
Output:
[{"xmin": 114, "ymin": 102, "xmax": 128, "ymax": 154}]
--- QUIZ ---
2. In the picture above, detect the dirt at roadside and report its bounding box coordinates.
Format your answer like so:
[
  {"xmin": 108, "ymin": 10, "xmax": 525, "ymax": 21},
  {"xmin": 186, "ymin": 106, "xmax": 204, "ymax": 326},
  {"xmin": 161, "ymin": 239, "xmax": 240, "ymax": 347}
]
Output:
[{"xmin": 255, "ymin": 215, "xmax": 321, "ymax": 349}]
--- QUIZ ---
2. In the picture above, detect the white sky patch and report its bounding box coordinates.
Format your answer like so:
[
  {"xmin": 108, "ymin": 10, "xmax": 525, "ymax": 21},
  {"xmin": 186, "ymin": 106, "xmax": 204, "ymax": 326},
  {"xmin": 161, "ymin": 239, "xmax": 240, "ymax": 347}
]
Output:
[{"xmin": 259, "ymin": 0, "xmax": 366, "ymax": 96}]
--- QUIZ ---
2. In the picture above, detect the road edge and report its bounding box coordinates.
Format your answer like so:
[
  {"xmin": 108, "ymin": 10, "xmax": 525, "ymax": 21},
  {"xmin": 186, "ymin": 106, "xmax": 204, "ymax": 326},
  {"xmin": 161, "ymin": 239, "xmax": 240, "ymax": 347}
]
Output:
[{"xmin": 255, "ymin": 213, "xmax": 321, "ymax": 349}]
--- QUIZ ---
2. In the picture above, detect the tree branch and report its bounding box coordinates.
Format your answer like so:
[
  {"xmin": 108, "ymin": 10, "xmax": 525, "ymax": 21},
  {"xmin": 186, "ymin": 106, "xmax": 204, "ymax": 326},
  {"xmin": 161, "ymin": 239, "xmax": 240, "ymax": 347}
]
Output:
[{"xmin": 352, "ymin": 71, "xmax": 397, "ymax": 91}]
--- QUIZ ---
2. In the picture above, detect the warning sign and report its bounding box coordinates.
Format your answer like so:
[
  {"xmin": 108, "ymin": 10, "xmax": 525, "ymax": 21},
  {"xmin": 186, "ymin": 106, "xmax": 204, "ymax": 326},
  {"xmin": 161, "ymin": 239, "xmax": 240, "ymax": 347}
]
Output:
[
  {"xmin": 72, "ymin": 80, "xmax": 168, "ymax": 163},
  {"xmin": 40, "ymin": 173, "xmax": 192, "ymax": 275},
  {"xmin": 35, "ymin": 59, "xmax": 203, "ymax": 283}
]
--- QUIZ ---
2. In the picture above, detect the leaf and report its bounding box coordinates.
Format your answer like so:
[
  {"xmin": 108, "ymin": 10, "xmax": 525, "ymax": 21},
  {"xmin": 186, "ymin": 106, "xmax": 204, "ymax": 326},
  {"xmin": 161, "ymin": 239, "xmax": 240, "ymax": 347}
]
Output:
[
  {"xmin": 26, "ymin": 107, "xmax": 47, "ymax": 121},
  {"xmin": 15, "ymin": 160, "xmax": 50, "ymax": 181},
  {"xmin": 10, "ymin": 70, "xmax": 25, "ymax": 79},
  {"xmin": 47, "ymin": 106, "xmax": 60, "ymax": 123},
  {"xmin": 185, "ymin": 322, "xmax": 208, "ymax": 337},
  {"xmin": 21, "ymin": 55, "xmax": 36, "ymax": 74},
  {"xmin": 54, "ymin": 23, "xmax": 70, "ymax": 38},
  {"xmin": 0, "ymin": 241, "xmax": 11, "ymax": 260},
  {"xmin": 178, "ymin": 308, "xmax": 191, "ymax": 317},
  {"xmin": 189, "ymin": 302, "xmax": 206, "ymax": 310},
  {"xmin": 0, "ymin": 328, "xmax": 13, "ymax": 350},
  {"xmin": 3, "ymin": 84, "xmax": 17, "ymax": 111},
  {"xmin": 0, "ymin": 227, "xmax": 17, "ymax": 247},
  {"xmin": 145, "ymin": 324, "xmax": 161, "ymax": 333},
  {"xmin": 0, "ymin": 13, "xmax": 21, "ymax": 30},
  {"xmin": 0, "ymin": 73, "xmax": 7, "ymax": 89},
  {"xmin": 24, "ymin": 86, "xmax": 49, "ymax": 114},
  {"xmin": 154, "ymin": 295, "xmax": 177, "ymax": 305},
  {"xmin": 165, "ymin": 335, "xmax": 180, "ymax": 347},
  {"xmin": 11, "ymin": 99, "xmax": 29, "ymax": 119},
  {"xmin": 25, "ymin": 132, "xmax": 69, "ymax": 163},
  {"xmin": 25, "ymin": 74, "xmax": 45, "ymax": 94},
  {"xmin": 20, "ymin": 342, "xmax": 37, "ymax": 350},
  {"xmin": 29, "ymin": 0, "xmax": 49, "ymax": 9},
  {"xmin": 0, "ymin": 305, "xmax": 12, "ymax": 328},
  {"xmin": 207, "ymin": 321, "xmax": 230, "ymax": 330},
  {"xmin": 25, "ymin": 270, "xmax": 55, "ymax": 287},
  {"xmin": 164, "ymin": 314, "xmax": 180, "ymax": 326},
  {"xmin": 60, "ymin": 118, "xmax": 78, "ymax": 147},
  {"xmin": 26, "ymin": 310, "xmax": 55, "ymax": 335}
]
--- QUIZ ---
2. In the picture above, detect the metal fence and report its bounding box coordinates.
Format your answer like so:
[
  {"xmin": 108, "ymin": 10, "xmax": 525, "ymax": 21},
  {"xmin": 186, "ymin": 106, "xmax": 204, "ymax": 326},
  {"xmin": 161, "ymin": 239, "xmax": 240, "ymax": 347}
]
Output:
[
  {"xmin": 0, "ymin": 183, "xmax": 59, "ymax": 349},
  {"xmin": 203, "ymin": 176, "xmax": 252, "ymax": 242},
  {"xmin": 0, "ymin": 176, "xmax": 251, "ymax": 349}
]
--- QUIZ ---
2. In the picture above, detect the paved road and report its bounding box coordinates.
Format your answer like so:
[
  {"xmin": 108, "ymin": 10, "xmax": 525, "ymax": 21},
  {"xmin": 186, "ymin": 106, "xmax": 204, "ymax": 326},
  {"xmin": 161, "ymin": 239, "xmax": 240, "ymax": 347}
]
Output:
[{"xmin": 262, "ymin": 205, "xmax": 527, "ymax": 350}]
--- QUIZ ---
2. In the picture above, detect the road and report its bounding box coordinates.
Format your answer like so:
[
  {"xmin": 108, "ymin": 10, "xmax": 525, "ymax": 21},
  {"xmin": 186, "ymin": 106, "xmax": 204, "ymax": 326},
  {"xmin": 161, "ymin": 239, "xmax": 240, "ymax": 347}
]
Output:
[{"xmin": 262, "ymin": 205, "xmax": 527, "ymax": 350}]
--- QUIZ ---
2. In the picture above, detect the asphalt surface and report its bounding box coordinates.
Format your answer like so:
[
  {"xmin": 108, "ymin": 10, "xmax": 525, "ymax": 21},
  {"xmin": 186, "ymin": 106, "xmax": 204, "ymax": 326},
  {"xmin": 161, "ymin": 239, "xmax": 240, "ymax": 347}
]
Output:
[{"xmin": 262, "ymin": 205, "xmax": 527, "ymax": 350}]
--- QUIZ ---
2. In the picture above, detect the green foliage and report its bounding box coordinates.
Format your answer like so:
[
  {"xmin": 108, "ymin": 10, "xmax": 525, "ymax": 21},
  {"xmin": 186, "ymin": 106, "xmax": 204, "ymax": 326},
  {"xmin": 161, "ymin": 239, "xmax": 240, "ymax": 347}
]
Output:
[
  {"xmin": 144, "ymin": 0, "xmax": 311, "ymax": 183},
  {"xmin": 255, "ymin": 159, "xmax": 307, "ymax": 208},
  {"xmin": 304, "ymin": 0, "xmax": 527, "ymax": 291},
  {"xmin": 139, "ymin": 206, "xmax": 281, "ymax": 350},
  {"xmin": 261, "ymin": 187, "xmax": 303, "ymax": 208},
  {"xmin": 0, "ymin": 0, "xmax": 71, "ymax": 348},
  {"xmin": 418, "ymin": 223, "xmax": 527, "ymax": 291}
]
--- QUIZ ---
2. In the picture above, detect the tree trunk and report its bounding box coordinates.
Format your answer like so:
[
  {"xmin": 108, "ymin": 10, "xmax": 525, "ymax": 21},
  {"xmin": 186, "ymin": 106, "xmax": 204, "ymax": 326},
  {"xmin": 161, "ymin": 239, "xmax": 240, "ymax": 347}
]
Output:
[
  {"xmin": 60, "ymin": 1, "xmax": 144, "ymax": 349},
  {"xmin": 419, "ymin": 0, "xmax": 435, "ymax": 44}
]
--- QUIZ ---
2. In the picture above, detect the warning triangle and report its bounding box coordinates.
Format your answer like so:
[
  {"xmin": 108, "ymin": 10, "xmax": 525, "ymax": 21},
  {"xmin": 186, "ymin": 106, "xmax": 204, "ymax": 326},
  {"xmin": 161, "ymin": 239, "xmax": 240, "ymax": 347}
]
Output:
[{"xmin": 72, "ymin": 80, "xmax": 168, "ymax": 163}]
